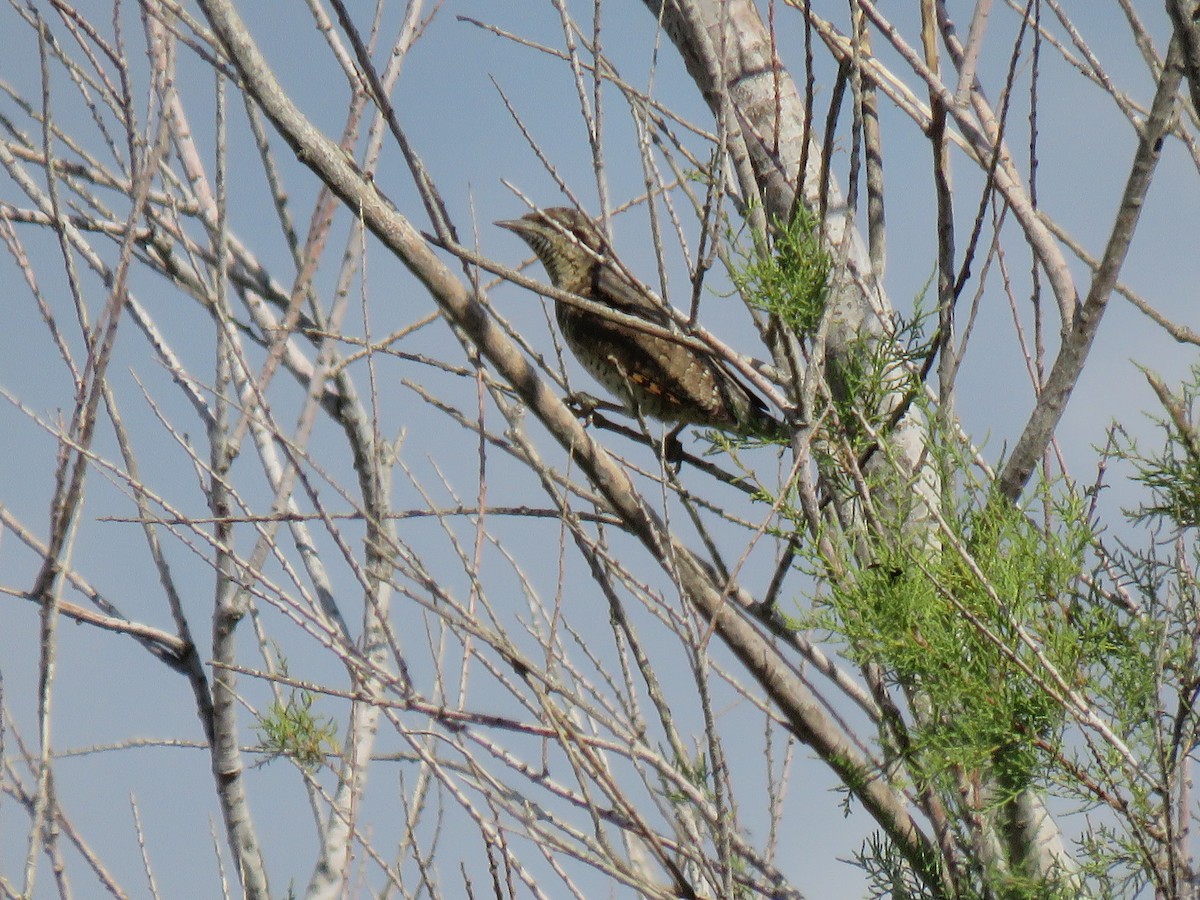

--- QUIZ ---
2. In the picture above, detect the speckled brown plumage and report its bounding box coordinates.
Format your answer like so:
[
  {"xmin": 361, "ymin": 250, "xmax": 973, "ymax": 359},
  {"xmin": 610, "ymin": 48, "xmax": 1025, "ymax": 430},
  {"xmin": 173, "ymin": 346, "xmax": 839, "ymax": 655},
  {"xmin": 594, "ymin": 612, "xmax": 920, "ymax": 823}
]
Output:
[{"xmin": 497, "ymin": 207, "xmax": 782, "ymax": 436}]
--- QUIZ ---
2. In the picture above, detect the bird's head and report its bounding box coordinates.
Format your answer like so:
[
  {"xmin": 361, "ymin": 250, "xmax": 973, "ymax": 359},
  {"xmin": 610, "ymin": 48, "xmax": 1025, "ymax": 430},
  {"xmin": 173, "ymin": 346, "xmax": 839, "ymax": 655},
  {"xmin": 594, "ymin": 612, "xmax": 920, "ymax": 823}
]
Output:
[{"xmin": 496, "ymin": 207, "xmax": 605, "ymax": 295}]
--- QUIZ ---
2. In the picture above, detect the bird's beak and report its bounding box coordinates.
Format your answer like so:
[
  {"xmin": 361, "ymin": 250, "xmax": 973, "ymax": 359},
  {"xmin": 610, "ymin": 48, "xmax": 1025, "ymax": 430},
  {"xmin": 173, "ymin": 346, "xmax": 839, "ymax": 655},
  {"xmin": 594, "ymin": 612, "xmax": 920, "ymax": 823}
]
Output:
[{"xmin": 495, "ymin": 218, "xmax": 526, "ymax": 234}]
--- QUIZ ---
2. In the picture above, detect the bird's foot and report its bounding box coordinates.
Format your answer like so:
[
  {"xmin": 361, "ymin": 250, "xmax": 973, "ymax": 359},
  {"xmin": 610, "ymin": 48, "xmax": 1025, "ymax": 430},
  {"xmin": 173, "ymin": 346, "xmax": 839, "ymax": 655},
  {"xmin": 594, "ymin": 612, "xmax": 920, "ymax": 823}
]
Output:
[{"xmin": 564, "ymin": 391, "xmax": 622, "ymax": 424}]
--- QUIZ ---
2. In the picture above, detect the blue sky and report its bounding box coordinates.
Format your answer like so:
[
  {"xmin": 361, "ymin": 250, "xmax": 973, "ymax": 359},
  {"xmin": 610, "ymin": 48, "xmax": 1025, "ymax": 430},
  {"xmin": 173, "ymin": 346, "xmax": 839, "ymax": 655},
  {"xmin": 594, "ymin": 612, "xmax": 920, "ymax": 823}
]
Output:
[{"xmin": 1, "ymin": 1, "xmax": 1198, "ymax": 896}]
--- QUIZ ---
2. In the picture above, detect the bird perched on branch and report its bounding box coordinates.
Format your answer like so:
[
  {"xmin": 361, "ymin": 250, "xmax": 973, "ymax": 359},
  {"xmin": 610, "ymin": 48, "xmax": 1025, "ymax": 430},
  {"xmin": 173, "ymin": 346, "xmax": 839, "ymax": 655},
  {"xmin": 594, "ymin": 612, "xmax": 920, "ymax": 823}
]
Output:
[{"xmin": 497, "ymin": 207, "xmax": 784, "ymax": 438}]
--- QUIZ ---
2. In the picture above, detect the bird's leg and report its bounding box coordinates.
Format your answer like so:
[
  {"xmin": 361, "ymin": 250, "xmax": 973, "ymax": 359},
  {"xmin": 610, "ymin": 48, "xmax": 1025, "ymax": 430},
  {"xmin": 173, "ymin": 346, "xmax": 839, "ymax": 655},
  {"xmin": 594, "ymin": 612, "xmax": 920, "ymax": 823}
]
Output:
[
  {"xmin": 564, "ymin": 391, "xmax": 600, "ymax": 423},
  {"xmin": 564, "ymin": 391, "xmax": 625, "ymax": 424}
]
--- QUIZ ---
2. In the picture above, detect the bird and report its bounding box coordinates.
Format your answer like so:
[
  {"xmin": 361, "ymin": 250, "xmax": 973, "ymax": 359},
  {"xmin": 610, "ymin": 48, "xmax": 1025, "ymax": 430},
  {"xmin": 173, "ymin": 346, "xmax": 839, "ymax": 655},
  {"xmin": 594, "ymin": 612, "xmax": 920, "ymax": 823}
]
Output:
[{"xmin": 496, "ymin": 207, "xmax": 784, "ymax": 438}]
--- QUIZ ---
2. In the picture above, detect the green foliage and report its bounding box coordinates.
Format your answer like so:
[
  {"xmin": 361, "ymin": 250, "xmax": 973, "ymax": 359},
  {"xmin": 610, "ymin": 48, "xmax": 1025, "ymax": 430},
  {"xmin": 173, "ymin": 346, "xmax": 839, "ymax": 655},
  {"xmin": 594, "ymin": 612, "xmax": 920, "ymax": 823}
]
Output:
[
  {"xmin": 834, "ymin": 364, "xmax": 1200, "ymax": 897},
  {"xmin": 1124, "ymin": 365, "xmax": 1200, "ymax": 529},
  {"xmin": 1067, "ymin": 369, "xmax": 1200, "ymax": 886},
  {"xmin": 853, "ymin": 832, "xmax": 939, "ymax": 900},
  {"xmin": 825, "ymin": 301, "xmax": 933, "ymax": 453},
  {"xmin": 835, "ymin": 471, "xmax": 1111, "ymax": 899},
  {"xmin": 662, "ymin": 748, "xmax": 711, "ymax": 804},
  {"xmin": 256, "ymin": 690, "xmax": 340, "ymax": 770},
  {"xmin": 822, "ymin": 469, "xmax": 1094, "ymax": 793},
  {"xmin": 853, "ymin": 829, "xmax": 1096, "ymax": 900},
  {"xmin": 729, "ymin": 206, "xmax": 831, "ymax": 337},
  {"xmin": 1096, "ymin": 365, "xmax": 1200, "ymax": 746},
  {"xmin": 254, "ymin": 666, "xmax": 340, "ymax": 771}
]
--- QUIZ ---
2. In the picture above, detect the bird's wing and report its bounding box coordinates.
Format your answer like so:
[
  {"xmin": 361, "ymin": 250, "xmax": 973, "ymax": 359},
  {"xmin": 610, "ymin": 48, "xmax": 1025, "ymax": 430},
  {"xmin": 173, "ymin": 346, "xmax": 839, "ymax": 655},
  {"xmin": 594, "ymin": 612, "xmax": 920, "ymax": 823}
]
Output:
[
  {"xmin": 590, "ymin": 259, "xmax": 675, "ymax": 326},
  {"xmin": 592, "ymin": 258, "xmax": 773, "ymax": 394},
  {"xmin": 588, "ymin": 256, "xmax": 780, "ymax": 431}
]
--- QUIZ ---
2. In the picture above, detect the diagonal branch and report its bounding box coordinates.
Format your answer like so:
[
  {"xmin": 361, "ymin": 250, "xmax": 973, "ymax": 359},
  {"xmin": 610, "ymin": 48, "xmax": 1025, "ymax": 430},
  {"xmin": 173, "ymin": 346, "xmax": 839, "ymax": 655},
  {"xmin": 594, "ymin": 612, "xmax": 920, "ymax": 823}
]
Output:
[{"xmin": 998, "ymin": 35, "xmax": 1184, "ymax": 500}]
